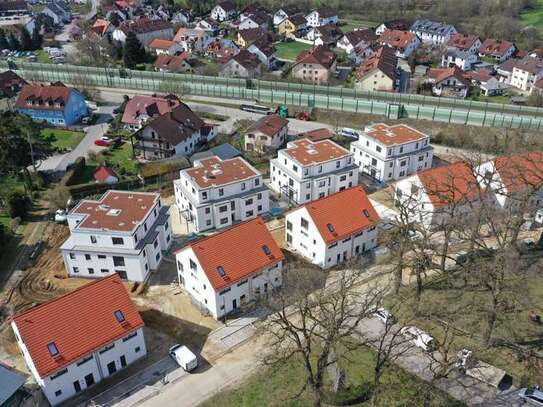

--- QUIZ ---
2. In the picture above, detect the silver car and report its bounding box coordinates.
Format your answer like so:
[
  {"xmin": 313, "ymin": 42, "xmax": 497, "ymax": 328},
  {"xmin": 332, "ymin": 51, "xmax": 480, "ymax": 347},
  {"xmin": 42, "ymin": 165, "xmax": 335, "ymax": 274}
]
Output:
[{"xmin": 519, "ymin": 387, "xmax": 543, "ymax": 406}]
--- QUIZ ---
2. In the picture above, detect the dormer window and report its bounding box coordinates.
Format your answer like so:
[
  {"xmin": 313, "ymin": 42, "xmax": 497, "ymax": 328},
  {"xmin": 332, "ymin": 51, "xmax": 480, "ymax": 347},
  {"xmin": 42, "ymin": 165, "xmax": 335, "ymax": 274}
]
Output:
[
  {"xmin": 217, "ymin": 266, "xmax": 225, "ymax": 277},
  {"xmin": 363, "ymin": 209, "xmax": 370, "ymax": 218},
  {"xmin": 114, "ymin": 310, "xmax": 126, "ymax": 323},
  {"xmin": 262, "ymin": 245, "xmax": 271, "ymax": 256},
  {"xmin": 327, "ymin": 223, "xmax": 335, "ymax": 233},
  {"xmin": 47, "ymin": 342, "xmax": 59, "ymax": 356}
]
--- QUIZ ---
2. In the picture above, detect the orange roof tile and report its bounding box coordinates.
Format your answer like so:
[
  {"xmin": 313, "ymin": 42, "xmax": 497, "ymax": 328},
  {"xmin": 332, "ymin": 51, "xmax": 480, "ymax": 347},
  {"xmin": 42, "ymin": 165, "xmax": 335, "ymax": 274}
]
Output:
[
  {"xmin": 247, "ymin": 114, "xmax": 288, "ymax": 137},
  {"xmin": 284, "ymin": 139, "xmax": 350, "ymax": 165},
  {"xmin": 494, "ymin": 151, "xmax": 543, "ymax": 194},
  {"xmin": 302, "ymin": 187, "xmax": 380, "ymax": 244},
  {"xmin": 379, "ymin": 29, "xmax": 417, "ymax": 51},
  {"xmin": 148, "ymin": 38, "xmax": 176, "ymax": 49},
  {"xmin": 364, "ymin": 123, "xmax": 428, "ymax": 146},
  {"xmin": 186, "ymin": 156, "xmax": 259, "ymax": 189},
  {"xmin": 182, "ymin": 218, "xmax": 284, "ymax": 290},
  {"xmin": 12, "ymin": 275, "xmax": 144, "ymax": 377}
]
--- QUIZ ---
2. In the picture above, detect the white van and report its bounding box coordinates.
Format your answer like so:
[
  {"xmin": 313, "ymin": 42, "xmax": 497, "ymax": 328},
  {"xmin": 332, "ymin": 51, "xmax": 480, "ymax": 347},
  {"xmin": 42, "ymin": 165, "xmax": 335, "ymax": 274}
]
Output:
[
  {"xmin": 400, "ymin": 326, "xmax": 435, "ymax": 352},
  {"xmin": 169, "ymin": 344, "xmax": 198, "ymax": 372},
  {"xmin": 339, "ymin": 127, "xmax": 360, "ymax": 139}
]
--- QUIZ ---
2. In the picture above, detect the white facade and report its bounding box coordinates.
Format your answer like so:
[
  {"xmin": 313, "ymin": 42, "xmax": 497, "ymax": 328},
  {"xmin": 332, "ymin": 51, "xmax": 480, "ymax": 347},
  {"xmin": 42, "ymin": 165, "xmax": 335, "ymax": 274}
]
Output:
[
  {"xmin": 410, "ymin": 20, "xmax": 457, "ymax": 46},
  {"xmin": 176, "ymin": 248, "xmax": 283, "ymax": 319},
  {"xmin": 174, "ymin": 157, "xmax": 269, "ymax": 232},
  {"xmin": 305, "ymin": 10, "xmax": 338, "ymax": 28},
  {"xmin": 441, "ymin": 50, "xmax": 478, "ymax": 71},
  {"xmin": 210, "ymin": 4, "xmax": 236, "ymax": 22},
  {"xmin": 285, "ymin": 206, "xmax": 378, "ymax": 269},
  {"xmin": 11, "ymin": 323, "xmax": 146, "ymax": 406},
  {"xmin": 270, "ymin": 139, "xmax": 359, "ymax": 205},
  {"xmin": 273, "ymin": 8, "xmax": 289, "ymax": 26},
  {"xmin": 61, "ymin": 192, "xmax": 172, "ymax": 282},
  {"xmin": 510, "ymin": 62, "xmax": 543, "ymax": 92}
]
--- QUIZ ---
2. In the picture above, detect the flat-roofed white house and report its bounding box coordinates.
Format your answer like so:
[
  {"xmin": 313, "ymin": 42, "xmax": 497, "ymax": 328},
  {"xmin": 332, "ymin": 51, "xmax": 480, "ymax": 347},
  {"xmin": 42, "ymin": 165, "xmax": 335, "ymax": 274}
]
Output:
[
  {"xmin": 285, "ymin": 187, "xmax": 380, "ymax": 269},
  {"xmin": 61, "ymin": 191, "xmax": 172, "ymax": 282},
  {"xmin": 270, "ymin": 139, "xmax": 358, "ymax": 205},
  {"xmin": 350, "ymin": 123, "xmax": 433, "ymax": 183},
  {"xmin": 174, "ymin": 156, "xmax": 269, "ymax": 232},
  {"xmin": 175, "ymin": 217, "xmax": 284, "ymax": 319},
  {"xmin": 11, "ymin": 274, "xmax": 146, "ymax": 406}
]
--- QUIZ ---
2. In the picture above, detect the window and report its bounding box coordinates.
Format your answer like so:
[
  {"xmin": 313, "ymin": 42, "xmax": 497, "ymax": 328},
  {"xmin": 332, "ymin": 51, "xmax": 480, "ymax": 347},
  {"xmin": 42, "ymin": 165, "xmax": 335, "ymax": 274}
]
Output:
[
  {"xmin": 156, "ymin": 253, "xmax": 160, "ymax": 262},
  {"xmin": 340, "ymin": 175, "xmax": 346, "ymax": 181},
  {"xmin": 205, "ymin": 207, "xmax": 211, "ymax": 214},
  {"xmin": 47, "ymin": 342, "xmax": 59, "ymax": 357},
  {"xmin": 190, "ymin": 259, "xmax": 197, "ymax": 270},
  {"xmin": 113, "ymin": 256, "xmax": 125, "ymax": 267},
  {"xmin": 55, "ymin": 390, "xmax": 62, "ymax": 397},
  {"xmin": 202, "ymin": 191, "xmax": 208, "ymax": 200},
  {"xmin": 73, "ymin": 267, "xmax": 79, "ymax": 273},
  {"xmin": 88, "ymin": 268, "xmax": 94, "ymax": 274},
  {"xmin": 245, "ymin": 198, "xmax": 253, "ymax": 205},
  {"xmin": 122, "ymin": 331, "xmax": 138, "ymax": 342},
  {"xmin": 257, "ymin": 193, "xmax": 262, "ymax": 199},
  {"xmin": 286, "ymin": 220, "xmax": 292, "ymax": 231},
  {"xmin": 153, "ymin": 239, "xmax": 158, "ymax": 248},
  {"xmin": 112, "ymin": 237, "xmax": 124, "ymax": 245},
  {"xmin": 69, "ymin": 253, "xmax": 75, "ymax": 260},
  {"xmin": 301, "ymin": 218, "xmax": 309, "ymax": 229},
  {"xmin": 220, "ymin": 217, "xmax": 228, "ymax": 225},
  {"xmin": 241, "ymin": 182, "xmax": 246, "ymax": 190},
  {"xmin": 245, "ymin": 210, "xmax": 254, "ymax": 217},
  {"xmin": 101, "ymin": 269, "xmax": 109, "ymax": 273},
  {"xmin": 85, "ymin": 254, "xmax": 91, "ymax": 260},
  {"xmin": 98, "ymin": 255, "xmax": 106, "ymax": 259},
  {"xmin": 219, "ymin": 205, "xmax": 228, "ymax": 213},
  {"xmin": 287, "ymin": 233, "xmax": 292, "ymax": 244},
  {"xmin": 336, "ymin": 161, "xmax": 340, "ymax": 168},
  {"xmin": 114, "ymin": 310, "xmax": 125, "ymax": 323},
  {"xmin": 255, "ymin": 178, "xmax": 260, "ymax": 186},
  {"xmin": 237, "ymin": 279, "xmax": 248, "ymax": 286},
  {"xmin": 219, "ymin": 287, "xmax": 231, "ymax": 295},
  {"xmin": 376, "ymin": 146, "xmax": 382, "ymax": 153},
  {"xmin": 90, "ymin": 236, "xmax": 97, "ymax": 244},
  {"xmin": 418, "ymin": 155, "xmax": 424, "ymax": 162},
  {"xmin": 219, "ymin": 188, "xmax": 224, "ymax": 196},
  {"xmin": 135, "ymin": 346, "xmax": 141, "ymax": 353}
]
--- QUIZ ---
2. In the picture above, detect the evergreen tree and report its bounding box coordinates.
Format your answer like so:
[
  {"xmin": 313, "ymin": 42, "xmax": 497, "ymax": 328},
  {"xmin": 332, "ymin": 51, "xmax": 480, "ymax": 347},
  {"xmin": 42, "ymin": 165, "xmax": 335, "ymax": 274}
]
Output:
[
  {"xmin": 108, "ymin": 12, "xmax": 120, "ymax": 27},
  {"xmin": 20, "ymin": 27, "xmax": 32, "ymax": 51},
  {"xmin": 8, "ymin": 33, "xmax": 21, "ymax": 50},
  {"xmin": 123, "ymin": 31, "xmax": 146, "ymax": 68},
  {"xmin": 0, "ymin": 29, "xmax": 8, "ymax": 50},
  {"xmin": 31, "ymin": 25, "xmax": 43, "ymax": 50}
]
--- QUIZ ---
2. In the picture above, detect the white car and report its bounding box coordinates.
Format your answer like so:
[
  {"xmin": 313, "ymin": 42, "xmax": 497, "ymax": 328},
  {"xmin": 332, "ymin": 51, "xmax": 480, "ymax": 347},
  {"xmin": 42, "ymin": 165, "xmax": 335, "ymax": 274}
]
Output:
[
  {"xmin": 370, "ymin": 307, "xmax": 396, "ymax": 325},
  {"xmin": 400, "ymin": 326, "xmax": 435, "ymax": 352},
  {"xmin": 54, "ymin": 209, "xmax": 67, "ymax": 223},
  {"xmin": 169, "ymin": 344, "xmax": 198, "ymax": 372},
  {"xmin": 339, "ymin": 128, "xmax": 360, "ymax": 139},
  {"xmin": 101, "ymin": 136, "xmax": 111, "ymax": 141}
]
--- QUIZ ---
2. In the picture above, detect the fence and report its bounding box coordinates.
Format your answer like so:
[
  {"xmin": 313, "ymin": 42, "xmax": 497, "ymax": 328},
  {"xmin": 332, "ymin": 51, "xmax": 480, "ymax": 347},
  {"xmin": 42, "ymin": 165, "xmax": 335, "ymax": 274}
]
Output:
[{"xmin": 3, "ymin": 61, "xmax": 543, "ymax": 130}]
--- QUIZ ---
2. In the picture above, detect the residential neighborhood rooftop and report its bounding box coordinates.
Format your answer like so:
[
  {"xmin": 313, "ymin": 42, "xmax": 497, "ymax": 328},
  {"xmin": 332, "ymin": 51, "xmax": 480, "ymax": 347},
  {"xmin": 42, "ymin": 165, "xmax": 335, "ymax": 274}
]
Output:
[
  {"xmin": 283, "ymin": 139, "xmax": 350, "ymax": 165},
  {"xmin": 121, "ymin": 94, "xmax": 181, "ymax": 126},
  {"xmin": 186, "ymin": 156, "xmax": 259, "ymax": 188},
  {"xmin": 364, "ymin": 123, "xmax": 428, "ymax": 146},
  {"xmin": 247, "ymin": 114, "xmax": 288, "ymax": 136},
  {"xmin": 15, "ymin": 83, "xmax": 73, "ymax": 111}
]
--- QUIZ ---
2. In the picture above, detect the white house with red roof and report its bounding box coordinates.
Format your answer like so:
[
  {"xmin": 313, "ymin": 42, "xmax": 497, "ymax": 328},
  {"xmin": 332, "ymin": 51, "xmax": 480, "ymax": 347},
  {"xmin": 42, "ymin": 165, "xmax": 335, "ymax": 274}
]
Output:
[
  {"xmin": 427, "ymin": 66, "xmax": 470, "ymax": 98},
  {"xmin": 60, "ymin": 190, "xmax": 171, "ymax": 282},
  {"xmin": 379, "ymin": 30, "xmax": 420, "ymax": 59},
  {"xmin": 478, "ymin": 39, "xmax": 516, "ymax": 63},
  {"xmin": 350, "ymin": 123, "xmax": 433, "ymax": 183},
  {"xmin": 121, "ymin": 94, "xmax": 181, "ymax": 130},
  {"xmin": 11, "ymin": 274, "xmax": 146, "ymax": 406},
  {"xmin": 446, "ymin": 34, "xmax": 482, "ymax": 55},
  {"xmin": 245, "ymin": 114, "xmax": 289, "ymax": 153},
  {"xmin": 174, "ymin": 156, "xmax": 269, "ymax": 232},
  {"xmin": 394, "ymin": 162, "xmax": 481, "ymax": 226},
  {"xmin": 93, "ymin": 166, "xmax": 119, "ymax": 184},
  {"xmin": 210, "ymin": 0, "xmax": 237, "ymax": 22},
  {"xmin": 285, "ymin": 187, "xmax": 380, "ymax": 268},
  {"xmin": 175, "ymin": 217, "xmax": 284, "ymax": 319},
  {"xmin": 270, "ymin": 138, "xmax": 358, "ymax": 205}
]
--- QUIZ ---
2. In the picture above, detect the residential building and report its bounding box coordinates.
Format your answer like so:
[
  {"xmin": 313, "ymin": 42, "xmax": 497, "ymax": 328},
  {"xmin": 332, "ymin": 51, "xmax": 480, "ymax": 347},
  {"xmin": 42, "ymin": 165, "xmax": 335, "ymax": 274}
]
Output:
[
  {"xmin": 478, "ymin": 76, "xmax": 508, "ymax": 96},
  {"xmin": 133, "ymin": 103, "xmax": 212, "ymax": 160},
  {"xmin": 0, "ymin": 0, "xmax": 30, "ymax": 24},
  {"xmin": 147, "ymin": 38, "xmax": 184, "ymax": 55},
  {"xmin": 93, "ymin": 166, "xmax": 119, "ymax": 184},
  {"xmin": 0, "ymin": 70, "xmax": 26, "ymax": 106},
  {"xmin": 350, "ymin": 123, "xmax": 433, "ymax": 182},
  {"xmin": 305, "ymin": 7, "xmax": 338, "ymax": 27},
  {"xmin": 305, "ymin": 23, "xmax": 343, "ymax": 47},
  {"xmin": 171, "ymin": 8, "xmax": 192, "ymax": 25},
  {"xmin": 337, "ymin": 29, "xmax": 378, "ymax": 54},
  {"xmin": 245, "ymin": 114, "xmax": 289, "ymax": 153},
  {"xmin": 11, "ymin": 274, "xmax": 146, "ymax": 406},
  {"xmin": 277, "ymin": 13, "xmax": 307, "ymax": 39},
  {"xmin": 379, "ymin": 29, "xmax": 420, "ymax": 59},
  {"xmin": 42, "ymin": 1, "xmax": 71, "ymax": 25},
  {"xmin": 478, "ymin": 39, "xmax": 516, "ymax": 63},
  {"xmin": 173, "ymin": 27, "xmax": 212, "ymax": 52},
  {"xmin": 270, "ymin": 138, "xmax": 358, "ymax": 205},
  {"xmin": 273, "ymin": 5, "xmax": 301, "ymax": 26},
  {"xmin": 354, "ymin": 46, "xmax": 399, "ymax": 92},
  {"xmin": 210, "ymin": 0, "xmax": 236, "ymax": 22},
  {"xmin": 441, "ymin": 48, "xmax": 479, "ymax": 70},
  {"xmin": 496, "ymin": 58, "xmax": 518, "ymax": 84},
  {"xmin": 375, "ymin": 18, "xmax": 409, "ymax": 36},
  {"xmin": 15, "ymin": 83, "xmax": 87, "ymax": 126},
  {"xmin": 205, "ymin": 38, "xmax": 239, "ymax": 61},
  {"xmin": 240, "ymin": 3, "xmax": 266, "ymax": 21},
  {"xmin": 297, "ymin": 128, "xmax": 334, "ymax": 142},
  {"xmin": 446, "ymin": 33, "xmax": 482, "ymax": 54},
  {"xmin": 60, "ymin": 190, "xmax": 172, "ymax": 282},
  {"xmin": 121, "ymin": 94, "xmax": 180, "ymax": 131},
  {"xmin": 175, "ymin": 217, "xmax": 283, "ymax": 319},
  {"xmin": 410, "ymin": 19, "xmax": 456, "ymax": 45},
  {"xmin": 247, "ymin": 37, "xmax": 276, "ymax": 69},
  {"xmin": 394, "ymin": 162, "xmax": 481, "ymax": 226},
  {"xmin": 510, "ymin": 56, "xmax": 543, "ymax": 91},
  {"xmin": 195, "ymin": 17, "xmax": 220, "ymax": 35},
  {"xmin": 238, "ymin": 10, "xmax": 270, "ymax": 31},
  {"xmin": 236, "ymin": 27, "xmax": 268, "ymax": 48},
  {"xmin": 285, "ymin": 186, "xmax": 380, "ymax": 268},
  {"xmin": 88, "ymin": 18, "xmax": 113, "ymax": 39},
  {"xmin": 291, "ymin": 45, "xmax": 337, "ymax": 85},
  {"xmin": 0, "ymin": 364, "xmax": 25, "ymax": 406},
  {"xmin": 220, "ymin": 49, "xmax": 262, "ymax": 78},
  {"xmin": 174, "ymin": 156, "xmax": 269, "ymax": 232},
  {"xmin": 113, "ymin": 18, "xmax": 173, "ymax": 45},
  {"xmin": 427, "ymin": 66, "xmax": 470, "ymax": 98},
  {"xmin": 153, "ymin": 53, "xmax": 192, "ymax": 72}
]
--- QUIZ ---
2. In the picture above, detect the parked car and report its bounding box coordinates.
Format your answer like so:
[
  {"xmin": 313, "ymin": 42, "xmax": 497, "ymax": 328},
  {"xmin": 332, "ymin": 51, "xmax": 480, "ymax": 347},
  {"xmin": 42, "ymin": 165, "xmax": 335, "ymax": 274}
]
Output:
[
  {"xmin": 455, "ymin": 349, "xmax": 512, "ymax": 390},
  {"xmin": 370, "ymin": 306, "xmax": 396, "ymax": 325},
  {"xmin": 519, "ymin": 387, "xmax": 543, "ymax": 406},
  {"xmin": 169, "ymin": 344, "xmax": 198, "ymax": 372},
  {"xmin": 400, "ymin": 326, "xmax": 435, "ymax": 352},
  {"xmin": 94, "ymin": 139, "xmax": 111, "ymax": 147},
  {"xmin": 338, "ymin": 127, "xmax": 360, "ymax": 139},
  {"xmin": 455, "ymin": 248, "xmax": 495, "ymax": 265},
  {"xmin": 54, "ymin": 209, "xmax": 68, "ymax": 223}
]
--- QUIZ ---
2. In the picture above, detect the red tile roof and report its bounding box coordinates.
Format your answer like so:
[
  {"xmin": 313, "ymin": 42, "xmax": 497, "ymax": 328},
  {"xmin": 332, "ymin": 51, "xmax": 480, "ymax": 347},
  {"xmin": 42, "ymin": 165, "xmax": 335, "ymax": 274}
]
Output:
[
  {"xmin": 12, "ymin": 274, "xmax": 144, "ymax": 377},
  {"xmin": 294, "ymin": 45, "xmax": 337, "ymax": 69},
  {"xmin": 494, "ymin": 152, "xmax": 543, "ymax": 194},
  {"xmin": 417, "ymin": 162, "xmax": 480, "ymax": 208},
  {"xmin": 379, "ymin": 30, "xmax": 417, "ymax": 51},
  {"xmin": 302, "ymin": 187, "xmax": 380, "ymax": 244},
  {"xmin": 89, "ymin": 19, "xmax": 111, "ymax": 37},
  {"xmin": 93, "ymin": 166, "xmax": 118, "ymax": 182},
  {"xmin": 297, "ymin": 128, "xmax": 334, "ymax": 142},
  {"xmin": 119, "ymin": 18, "xmax": 172, "ymax": 36},
  {"xmin": 154, "ymin": 53, "xmax": 191, "ymax": 71},
  {"xmin": 364, "ymin": 123, "xmax": 428, "ymax": 146},
  {"xmin": 148, "ymin": 38, "xmax": 176, "ymax": 49},
  {"xmin": 182, "ymin": 218, "xmax": 284, "ymax": 290},
  {"xmin": 15, "ymin": 84, "xmax": 73, "ymax": 111},
  {"xmin": 247, "ymin": 114, "xmax": 288, "ymax": 136},
  {"xmin": 0, "ymin": 70, "xmax": 26, "ymax": 98},
  {"xmin": 478, "ymin": 39, "xmax": 515, "ymax": 57},
  {"xmin": 355, "ymin": 46, "xmax": 397, "ymax": 81},
  {"xmin": 428, "ymin": 66, "xmax": 470, "ymax": 87},
  {"xmin": 186, "ymin": 156, "xmax": 259, "ymax": 188},
  {"xmin": 284, "ymin": 138, "xmax": 350, "ymax": 165},
  {"xmin": 446, "ymin": 34, "xmax": 480, "ymax": 51},
  {"xmin": 121, "ymin": 94, "xmax": 181, "ymax": 126}
]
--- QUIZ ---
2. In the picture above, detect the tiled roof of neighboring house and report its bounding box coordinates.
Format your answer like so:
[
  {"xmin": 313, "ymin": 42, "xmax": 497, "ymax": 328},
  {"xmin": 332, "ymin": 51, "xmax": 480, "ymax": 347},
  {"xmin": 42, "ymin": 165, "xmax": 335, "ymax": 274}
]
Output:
[
  {"xmin": 154, "ymin": 53, "xmax": 191, "ymax": 71},
  {"xmin": 140, "ymin": 102, "xmax": 204, "ymax": 146},
  {"xmin": 364, "ymin": 123, "xmax": 428, "ymax": 146},
  {"xmin": 297, "ymin": 128, "xmax": 334, "ymax": 142},
  {"xmin": 182, "ymin": 217, "xmax": 284, "ymax": 290},
  {"xmin": 410, "ymin": 19, "xmax": 455, "ymax": 35},
  {"xmin": 0, "ymin": 70, "xmax": 26, "ymax": 98},
  {"xmin": 244, "ymin": 9, "xmax": 269, "ymax": 26},
  {"xmin": 148, "ymin": 38, "xmax": 176, "ymax": 50},
  {"xmin": 217, "ymin": 0, "xmax": 235, "ymax": 12},
  {"xmin": 379, "ymin": 30, "xmax": 417, "ymax": 51},
  {"xmin": 534, "ymin": 77, "xmax": 543, "ymax": 90},
  {"xmin": 512, "ymin": 56, "xmax": 543, "ymax": 75},
  {"xmin": 70, "ymin": 190, "xmax": 159, "ymax": 232},
  {"xmin": 478, "ymin": 39, "xmax": 515, "ymax": 57},
  {"xmin": 284, "ymin": 138, "xmax": 349, "ymax": 165},
  {"xmin": 446, "ymin": 34, "xmax": 480, "ymax": 51},
  {"xmin": 314, "ymin": 23, "xmax": 343, "ymax": 44},
  {"xmin": 516, "ymin": 50, "xmax": 529, "ymax": 59},
  {"xmin": 428, "ymin": 66, "xmax": 470, "ymax": 86},
  {"xmin": 238, "ymin": 27, "xmax": 266, "ymax": 44},
  {"xmin": 174, "ymin": 27, "xmax": 207, "ymax": 42},
  {"xmin": 229, "ymin": 49, "xmax": 261, "ymax": 70},
  {"xmin": 0, "ymin": 365, "xmax": 25, "ymax": 406},
  {"xmin": 0, "ymin": 0, "xmax": 28, "ymax": 12},
  {"xmin": 93, "ymin": 166, "xmax": 118, "ymax": 182},
  {"xmin": 11, "ymin": 274, "xmax": 144, "ymax": 377},
  {"xmin": 249, "ymin": 36, "xmax": 276, "ymax": 57},
  {"xmin": 532, "ymin": 48, "xmax": 543, "ymax": 58},
  {"xmin": 302, "ymin": 186, "xmax": 380, "ymax": 244},
  {"xmin": 278, "ymin": 5, "xmax": 301, "ymax": 16},
  {"xmin": 379, "ymin": 18, "xmax": 409, "ymax": 32},
  {"xmin": 121, "ymin": 94, "xmax": 180, "ymax": 126},
  {"xmin": 286, "ymin": 13, "xmax": 307, "ymax": 27},
  {"xmin": 241, "ymin": 2, "xmax": 265, "ymax": 15},
  {"xmin": 355, "ymin": 46, "xmax": 397, "ymax": 81},
  {"xmin": 497, "ymin": 58, "xmax": 518, "ymax": 74},
  {"xmin": 119, "ymin": 17, "xmax": 172, "ymax": 35},
  {"xmin": 464, "ymin": 68, "xmax": 493, "ymax": 83},
  {"xmin": 186, "ymin": 156, "xmax": 259, "ymax": 188},
  {"xmin": 294, "ymin": 45, "xmax": 337, "ymax": 69},
  {"xmin": 89, "ymin": 18, "xmax": 111, "ymax": 36},
  {"xmin": 247, "ymin": 114, "xmax": 288, "ymax": 136},
  {"xmin": 344, "ymin": 29, "xmax": 378, "ymax": 46},
  {"xmin": 417, "ymin": 162, "xmax": 480, "ymax": 208},
  {"xmin": 15, "ymin": 84, "xmax": 73, "ymax": 111},
  {"xmin": 494, "ymin": 152, "xmax": 543, "ymax": 194},
  {"xmin": 314, "ymin": 7, "xmax": 337, "ymax": 18}
]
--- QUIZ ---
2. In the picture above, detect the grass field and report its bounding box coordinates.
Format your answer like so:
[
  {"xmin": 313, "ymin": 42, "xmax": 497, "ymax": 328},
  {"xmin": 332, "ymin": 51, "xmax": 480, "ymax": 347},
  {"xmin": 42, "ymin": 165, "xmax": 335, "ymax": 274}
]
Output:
[
  {"xmin": 521, "ymin": 0, "xmax": 543, "ymax": 27},
  {"xmin": 40, "ymin": 128, "xmax": 85, "ymax": 150},
  {"xmin": 275, "ymin": 41, "xmax": 313, "ymax": 61},
  {"xmin": 340, "ymin": 18, "xmax": 378, "ymax": 32},
  {"xmin": 96, "ymin": 141, "xmax": 138, "ymax": 175}
]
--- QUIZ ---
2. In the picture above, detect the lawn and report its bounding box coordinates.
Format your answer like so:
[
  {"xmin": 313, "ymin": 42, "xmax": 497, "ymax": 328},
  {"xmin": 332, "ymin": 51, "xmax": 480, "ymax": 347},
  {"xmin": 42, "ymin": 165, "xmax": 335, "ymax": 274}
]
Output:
[
  {"xmin": 35, "ymin": 49, "xmax": 52, "ymax": 64},
  {"xmin": 275, "ymin": 41, "xmax": 313, "ymax": 61},
  {"xmin": 340, "ymin": 17, "xmax": 378, "ymax": 32},
  {"xmin": 201, "ymin": 346, "xmax": 463, "ymax": 407},
  {"xmin": 521, "ymin": 0, "xmax": 543, "ymax": 27},
  {"xmin": 40, "ymin": 128, "xmax": 85, "ymax": 151},
  {"xmin": 94, "ymin": 141, "xmax": 138, "ymax": 175}
]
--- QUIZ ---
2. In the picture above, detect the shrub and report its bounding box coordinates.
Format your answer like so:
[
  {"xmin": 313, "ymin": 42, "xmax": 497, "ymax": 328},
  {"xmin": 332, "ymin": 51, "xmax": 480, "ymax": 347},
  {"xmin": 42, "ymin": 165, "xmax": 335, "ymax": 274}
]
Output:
[
  {"xmin": 7, "ymin": 192, "xmax": 30, "ymax": 219},
  {"xmin": 10, "ymin": 217, "xmax": 21, "ymax": 233}
]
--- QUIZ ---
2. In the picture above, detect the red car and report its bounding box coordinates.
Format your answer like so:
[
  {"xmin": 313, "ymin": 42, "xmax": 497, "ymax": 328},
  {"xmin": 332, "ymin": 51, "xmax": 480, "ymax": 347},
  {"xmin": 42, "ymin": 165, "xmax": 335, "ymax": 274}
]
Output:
[{"xmin": 94, "ymin": 139, "xmax": 111, "ymax": 147}]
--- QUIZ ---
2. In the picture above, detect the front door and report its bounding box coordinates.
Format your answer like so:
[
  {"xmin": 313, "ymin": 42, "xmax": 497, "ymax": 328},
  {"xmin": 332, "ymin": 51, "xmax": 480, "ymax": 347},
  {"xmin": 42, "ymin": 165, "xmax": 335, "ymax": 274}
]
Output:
[
  {"xmin": 85, "ymin": 373, "xmax": 95, "ymax": 387},
  {"xmin": 336, "ymin": 253, "xmax": 341, "ymax": 263},
  {"xmin": 120, "ymin": 355, "xmax": 127, "ymax": 368},
  {"xmin": 264, "ymin": 283, "xmax": 268, "ymax": 293},
  {"xmin": 107, "ymin": 361, "xmax": 117, "ymax": 375},
  {"xmin": 73, "ymin": 380, "xmax": 81, "ymax": 393},
  {"xmin": 232, "ymin": 299, "xmax": 237, "ymax": 309}
]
